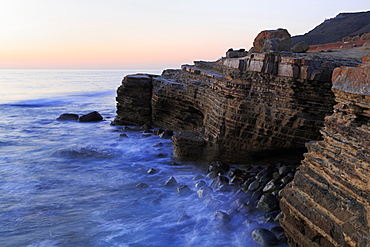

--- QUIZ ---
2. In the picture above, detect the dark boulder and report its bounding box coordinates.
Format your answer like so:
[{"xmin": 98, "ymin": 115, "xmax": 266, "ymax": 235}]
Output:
[
  {"xmin": 164, "ymin": 177, "xmax": 177, "ymax": 187},
  {"xmin": 210, "ymin": 175, "xmax": 229, "ymax": 190},
  {"xmin": 56, "ymin": 113, "xmax": 79, "ymax": 121},
  {"xmin": 147, "ymin": 168, "xmax": 158, "ymax": 174},
  {"xmin": 257, "ymin": 193, "xmax": 279, "ymax": 212},
  {"xmin": 196, "ymin": 186, "xmax": 213, "ymax": 199},
  {"xmin": 194, "ymin": 180, "xmax": 206, "ymax": 189},
  {"xmin": 176, "ymin": 185, "xmax": 192, "ymax": 196},
  {"xmin": 79, "ymin": 111, "xmax": 103, "ymax": 122},
  {"xmin": 135, "ymin": 183, "xmax": 149, "ymax": 189},
  {"xmin": 251, "ymin": 228, "xmax": 278, "ymax": 246},
  {"xmin": 208, "ymin": 161, "xmax": 230, "ymax": 174}
]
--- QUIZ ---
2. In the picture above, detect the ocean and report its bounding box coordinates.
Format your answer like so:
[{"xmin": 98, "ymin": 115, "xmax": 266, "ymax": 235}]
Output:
[{"xmin": 0, "ymin": 70, "xmax": 284, "ymax": 247}]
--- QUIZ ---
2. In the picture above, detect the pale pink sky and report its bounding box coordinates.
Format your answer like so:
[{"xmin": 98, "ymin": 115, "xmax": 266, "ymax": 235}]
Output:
[{"xmin": 0, "ymin": 0, "xmax": 369, "ymax": 70}]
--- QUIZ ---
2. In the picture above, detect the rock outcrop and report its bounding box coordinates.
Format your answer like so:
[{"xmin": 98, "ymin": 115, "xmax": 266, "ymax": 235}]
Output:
[
  {"xmin": 114, "ymin": 51, "xmax": 358, "ymax": 163},
  {"xmin": 280, "ymin": 55, "xmax": 370, "ymax": 247},
  {"xmin": 253, "ymin": 28, "xmax": 291, "ymax": 53},
  {"xmin": 115, "ymin": 74, "xmax": 157, "ymax": 126}
]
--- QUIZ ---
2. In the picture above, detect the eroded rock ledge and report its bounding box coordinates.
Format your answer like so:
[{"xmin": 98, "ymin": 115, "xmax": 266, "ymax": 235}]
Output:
[
  {"xmin": 114, "ymin": 52, "xmax": 358, "ymax": 163},
  {"xmin": 280, "ymin": 56, "xmax": 370, "ymax": 247}
]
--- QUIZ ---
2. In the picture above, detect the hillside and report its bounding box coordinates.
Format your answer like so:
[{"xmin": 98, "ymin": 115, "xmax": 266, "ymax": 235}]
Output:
[{"xmin": 292, "ymin": 10, "xmax": 370, "ymax": 45}]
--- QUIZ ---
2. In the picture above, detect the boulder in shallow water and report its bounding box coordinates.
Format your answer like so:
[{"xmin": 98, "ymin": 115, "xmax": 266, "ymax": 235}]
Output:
[
  {"xmin": 194, "ymin": 180, "xmax": 206, "ymax": 189},
  {"xmin": 210, "ymin": 175, "xmax": 229, "ymax": 190},
  {"xmin": 251, "ymin": 228, "xmax": 278, "ymax": 246},
  {"xmin": 135, "ymin": 183, "xmax": 149, "ymax": 189},
  {"xmin": 56, "ymin": 113, "xmax": 79, "ymax": 121},
  {"xmin": 147, "ymin": 168, "xmax": 158, "ymax": 175},
  {"xmin": 196, "ymin": 186, "xmax": 213, "ymax": 199},
  {"xmin": 176, "ymin": 185, "xmax": 192, "ymax": 196},
  {"xmin": 208, "ymin": 161, "xmax": 230, "ymax": 174},
  {"xmin": 79, "ymin": 111, "xmax": 103, "ymax": 122},
  {"xmin": 164, "ymin": 176, "xmax": 177, "ymax": 187},
  {"xmin": 257, "ymin": 193, "xmax": 279, "ymax": 212}
]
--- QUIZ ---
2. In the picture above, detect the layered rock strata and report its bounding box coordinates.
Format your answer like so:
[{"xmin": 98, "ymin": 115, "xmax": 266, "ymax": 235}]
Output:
[
  {"xmin": 280, "ymin": 56, "xmax": 370, "ymax": 247},
  {"xmin": 114, "ymin": 52, "xmax": 358, "ymax": 163}
]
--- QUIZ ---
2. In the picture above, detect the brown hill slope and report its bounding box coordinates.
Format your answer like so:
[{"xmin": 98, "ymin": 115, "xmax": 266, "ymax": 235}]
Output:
[{"xmin": 292, "ymin": 10, "xmax": 370, "ymax": 45}]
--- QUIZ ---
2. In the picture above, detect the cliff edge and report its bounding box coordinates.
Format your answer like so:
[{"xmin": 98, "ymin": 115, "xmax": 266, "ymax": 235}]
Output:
[
  {"xmin": 114, "ymin": 44, "xmax": 358, "ymax": 163},
  {"xmin": 280, "ymin": 55, "xmax": 370, "ymax": 247}
]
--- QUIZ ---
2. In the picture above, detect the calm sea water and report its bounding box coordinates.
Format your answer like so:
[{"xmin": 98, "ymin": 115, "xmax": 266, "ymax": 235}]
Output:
[{"xmin": 0, "ymin": 70, "xmax": 282, "ymax": 247}]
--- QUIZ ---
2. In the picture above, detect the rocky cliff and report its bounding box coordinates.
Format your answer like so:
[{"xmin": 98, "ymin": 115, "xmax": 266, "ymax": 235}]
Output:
[
  {"xmin": 280, "ymin": 56, "xmax": 370, "ymax": 247},
  {"xmin": 114, "ymin": 27, "xmax": 370, "ymax": 246},
  {"xmin": 114, "ymin": 52, "xmax": 358, "ymax": 163}
]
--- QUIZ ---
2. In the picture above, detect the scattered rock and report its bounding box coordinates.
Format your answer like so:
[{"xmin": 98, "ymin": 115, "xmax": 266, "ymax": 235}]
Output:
[
  {"xmin": 155, "ymin": 153, "xmax": 167, "ymax": 158},
  {"xmin": 147, "ymin": 168, "xmax": 158, "ymax": 174},
  {"xmin": 119, "ymin": 133, "xmax": 129, "ymax": 138},
  {"xmin": 210, "ymin": 175, "xmax": 229, "ymax": 190},
  {"xmin": 79, "ymin": 111, "xmax": 103, "ymax": 122},
  {"xmin": 248, "ymin": 180, "xmax": 260, "ymax": 191},
  {"xmin": 278, "ymin": 166, "xmax": 291, "ymax": 176},
  {"xmin": 215, "ymin": 211, "xmax": 231, "ymax": 225},
  {"xmin": 291, "ymin": 41, "xmax": 310, "ymax": 53},
  {"xmin": 206, "ymin": 171, "xmax": 218, "ymax": 179},
  {"xmin": 164, "ymin": 177, "xmax": 177, "ymax": 187},
  {"xmin": 192, "ymin": 174, "xmax": 204, "ymax": 181},
  {"xmin": 257, "ymin": 193, "xmax": 279, "ymax": 212},
  {"xmin": 176, "ymin": 185, "xmax": 192, "ymax": 196},
  {"xmin": 251, "ymin": 228, "xmax": 278, "ymax": 246},
  {"xmin": 56, "ymin": 113, "xmax": 79, "ymax": 121},
  {"xmin": 194, "ymin": 180, "xmax": 206, "ymax": 189},
  {"xmin": 208, "ymin": 161, "xmax": 230, "ymax": 174},
  {"xmin": 136, "ymin": 183, "xmax": 149, "ymax": 189},
  {"xmin": 197, "ymin": 186, "xmax": 213, "ymax": 199},
  {"xmin": 263, "ymin": 180, "xmax": 279, "ymax": 193},
  {"xmin": 238, "ymin": 203, "xmax": 253, "ymax": 214}
]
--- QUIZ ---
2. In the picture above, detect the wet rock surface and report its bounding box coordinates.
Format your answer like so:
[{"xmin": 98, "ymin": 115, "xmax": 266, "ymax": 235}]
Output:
[
  {"xmin": 125, "ymin": 125, "xmax": 295, "ymax": 246},
  {"xmin": 79, "ymin": 111, "xmax": 103, "ymax": 122},
  {"xmin": 135, "ymin": 155, "xmax": 295, "ymax": 246},
  {"xmin": 56, "ymin": 113, "xmax": 79, "ymax": 121}
]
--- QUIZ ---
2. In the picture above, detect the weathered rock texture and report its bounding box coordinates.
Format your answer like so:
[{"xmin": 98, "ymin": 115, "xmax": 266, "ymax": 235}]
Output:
[
  {"xmin": 115, "ymin": 74, "xmax": 157, "ymax": 126},
  {"xmin": 280, "ymin": 56, "xmax": 370, "ymax": 247},
  {"xmin": 114, "ymin": 52, "xmax": 358, "ymax": 163},
  {"xmin": 253, "ymin": 29, "xmax": 292, "ymax": 53}
]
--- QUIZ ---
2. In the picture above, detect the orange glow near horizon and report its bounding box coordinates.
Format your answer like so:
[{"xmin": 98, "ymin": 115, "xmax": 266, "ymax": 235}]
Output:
[{"xmin": 1, "ymin": 1, "xmax": 369, "ymax": 70}]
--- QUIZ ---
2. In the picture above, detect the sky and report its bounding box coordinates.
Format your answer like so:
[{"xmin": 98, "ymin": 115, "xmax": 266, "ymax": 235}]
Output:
[{"xmin": 0, "ymin": 0, "xmax": 369, "ymax": 70}]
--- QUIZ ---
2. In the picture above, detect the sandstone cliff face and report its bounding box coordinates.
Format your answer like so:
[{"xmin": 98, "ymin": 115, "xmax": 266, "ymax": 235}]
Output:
[
  {"xmin": 114, "ymin": 52, "xmax": 357, "ymax": 163},
  {"xmin": 280, "ymin": 56, "xmax": 370, "ymax": 247}
]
